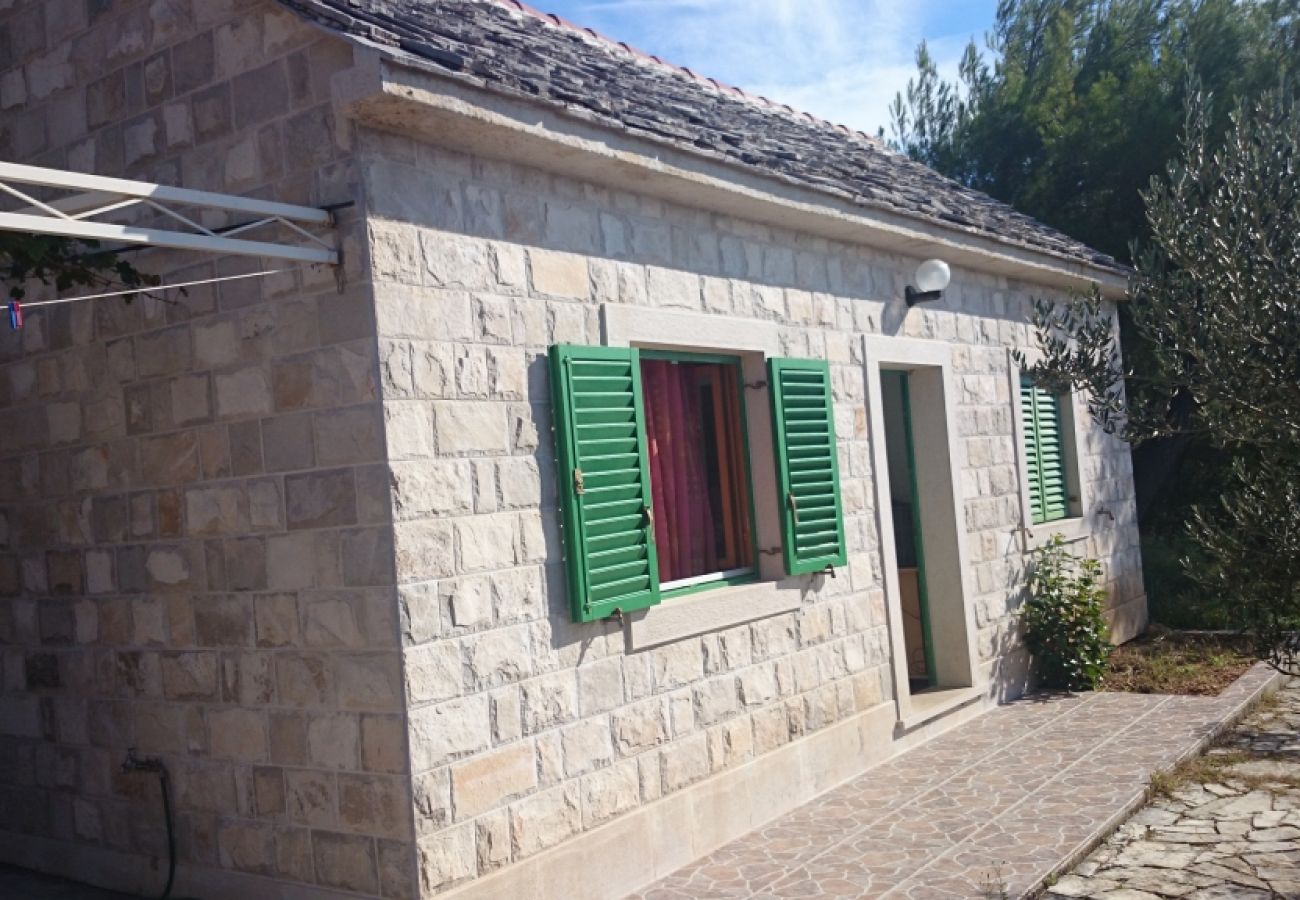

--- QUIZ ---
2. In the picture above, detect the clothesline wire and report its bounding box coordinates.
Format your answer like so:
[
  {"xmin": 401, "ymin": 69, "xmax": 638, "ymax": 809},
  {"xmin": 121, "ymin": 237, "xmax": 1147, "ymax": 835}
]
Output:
[{"xmin": 11, "ymin": 268, "xmax": 290, "ymax": 309}]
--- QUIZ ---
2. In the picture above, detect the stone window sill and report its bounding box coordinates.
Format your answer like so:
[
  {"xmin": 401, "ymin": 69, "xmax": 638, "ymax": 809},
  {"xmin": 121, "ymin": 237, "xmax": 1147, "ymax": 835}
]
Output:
[
  {"xmin": 1020, "ymin": 515, "xmax": 1090, "ymax": 552},
  {"xmin": 623, "ymin": 579, "xmax": 804, "ymax": 651}
]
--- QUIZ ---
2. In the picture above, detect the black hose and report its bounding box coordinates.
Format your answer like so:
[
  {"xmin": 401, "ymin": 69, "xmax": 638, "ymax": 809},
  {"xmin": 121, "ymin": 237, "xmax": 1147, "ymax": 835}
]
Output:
[
  {"xmin": 121, "ymin": 750, "xmax": 182, "ymax": 900},
  {"xmin": 156, "ymin": 769, "xmax": 175, "ymax": 900}
]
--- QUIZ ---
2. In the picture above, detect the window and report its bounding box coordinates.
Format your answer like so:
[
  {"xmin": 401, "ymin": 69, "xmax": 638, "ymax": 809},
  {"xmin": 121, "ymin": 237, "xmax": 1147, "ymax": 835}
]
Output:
[
  {"xmin": 1019, "ymin": 375, "xmax": 1069, "ymax": 524},
  {"xmin": 640, "ymin": 353, "xmax": 756, "ymax": 591},
  {"xmin": 549, "ymin": 344, "xmax": 846, "ymax": 623}
]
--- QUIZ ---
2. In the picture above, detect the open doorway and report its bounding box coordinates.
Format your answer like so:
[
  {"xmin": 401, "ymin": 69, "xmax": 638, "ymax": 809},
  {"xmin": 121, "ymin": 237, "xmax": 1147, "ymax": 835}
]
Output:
[
  {"xmin": 875, "ymin": 359, "xmax": 977, "ymax": 702},
  {"xmin": 880, "ymin": 370, "xmax": 933, "ymax": 693},
  {"xmin": 867, "ymin": 339, "xmax": 979, "ymax": 722}
]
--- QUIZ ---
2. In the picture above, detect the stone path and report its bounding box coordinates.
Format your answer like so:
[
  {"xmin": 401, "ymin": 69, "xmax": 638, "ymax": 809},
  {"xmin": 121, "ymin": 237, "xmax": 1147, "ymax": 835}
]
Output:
[
  {"xmin": 627, "ymin": 664, "xmax": 1282, "ymax": 900},
  {"xmin": 1047, "ymin": 677, "xmax": 1300, "ymax": 900}
]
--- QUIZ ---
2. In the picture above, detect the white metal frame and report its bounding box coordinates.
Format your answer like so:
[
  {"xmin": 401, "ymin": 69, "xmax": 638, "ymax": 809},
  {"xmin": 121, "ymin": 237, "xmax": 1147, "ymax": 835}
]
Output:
[{"xmin": 0, "ymin": 161, "xmax": 338, "ymax": 265}]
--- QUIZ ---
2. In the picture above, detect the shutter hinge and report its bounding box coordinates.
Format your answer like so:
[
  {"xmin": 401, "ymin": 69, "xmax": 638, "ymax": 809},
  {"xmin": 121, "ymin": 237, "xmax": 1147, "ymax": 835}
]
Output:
[
  {"xmin": 744, "ymin": 380, "xmax": 768, "ymax": 390},
  {"xmin": 787, "ymin": 491, "xmax": 798, "ymax": 524},
  {"xmin": 573, "ymin": 467, "xmax": 585, "ymax": 495}
]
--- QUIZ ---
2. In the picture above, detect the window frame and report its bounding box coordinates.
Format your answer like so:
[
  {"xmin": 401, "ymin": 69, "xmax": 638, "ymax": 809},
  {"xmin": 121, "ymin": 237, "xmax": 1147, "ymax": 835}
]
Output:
[
  {"xmin": 638, "ymin": 347, "xmax": 762, "ymax": 601},
  {"xmin": 1007, "ymin": 349, "xmax": 1090, "ymax": 550},
  {"xmin": 600, "ymin": 306, "xmax": 808, "ymax": 649}
]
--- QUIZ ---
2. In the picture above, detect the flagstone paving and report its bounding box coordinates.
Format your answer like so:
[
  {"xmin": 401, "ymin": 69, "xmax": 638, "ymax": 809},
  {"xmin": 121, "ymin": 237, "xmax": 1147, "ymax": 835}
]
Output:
[
  {"xmin": 1046, "ymin": 676, "xmax": 1300, "ymax": 900},
  {"xmin": 626, "ymin": 664, "xmax": 1283, "ymax": 900},
  {"xmin": 0, "ymin": 668, "xmax": 1287, "ymax": 900}
]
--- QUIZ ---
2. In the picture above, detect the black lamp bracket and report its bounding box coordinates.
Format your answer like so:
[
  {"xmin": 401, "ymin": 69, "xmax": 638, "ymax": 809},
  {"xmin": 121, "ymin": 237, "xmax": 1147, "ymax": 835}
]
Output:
[{"xmin": 904, "ymin": 286, "xmax": 943, "ymax": 307}]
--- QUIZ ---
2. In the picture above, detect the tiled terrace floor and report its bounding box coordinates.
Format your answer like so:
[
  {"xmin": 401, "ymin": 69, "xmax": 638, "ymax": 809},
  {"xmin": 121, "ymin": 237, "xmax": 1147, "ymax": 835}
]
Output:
[
  {"xmin": 0, "ymin": 669, "xmax": 1282, "ymax": 900},
  {"xmin": 627, "ymin": 664, "xmax": 1283, "ymax": 900}
]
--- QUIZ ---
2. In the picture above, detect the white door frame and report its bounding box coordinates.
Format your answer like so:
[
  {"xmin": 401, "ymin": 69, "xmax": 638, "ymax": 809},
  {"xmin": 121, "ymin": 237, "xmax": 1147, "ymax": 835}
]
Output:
[{"xmin": 863, "ymin": 335, "xmax": 982, "ymax": 726}]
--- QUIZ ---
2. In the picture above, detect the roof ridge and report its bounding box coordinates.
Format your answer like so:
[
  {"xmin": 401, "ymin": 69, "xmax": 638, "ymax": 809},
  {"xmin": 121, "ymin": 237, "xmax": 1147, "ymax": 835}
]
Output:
[{"xmin": 487, "ymin": 0, "xmax": 886, "ymax": 147}]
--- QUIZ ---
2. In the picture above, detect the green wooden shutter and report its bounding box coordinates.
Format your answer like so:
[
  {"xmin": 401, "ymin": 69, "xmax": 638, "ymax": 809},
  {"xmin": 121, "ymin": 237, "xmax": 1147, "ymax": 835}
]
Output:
[
  {"xmin": 1035, "ymin": 386, "xmax": 1069, "ymax": 522},
  {"xmin": 1019, "ymin": 377, "xmax": 1046, "ymax": 524},
  {"xmin": 1020, "ymin": 375, "xmax": 1069, "ymax": 524},
  {"xmin": 769, "ymin": 358, "xmax": 847, "ymax": 574},
  {"xmin": 549, "ymin": 345, "xmax": 661, "ymax": 622}
]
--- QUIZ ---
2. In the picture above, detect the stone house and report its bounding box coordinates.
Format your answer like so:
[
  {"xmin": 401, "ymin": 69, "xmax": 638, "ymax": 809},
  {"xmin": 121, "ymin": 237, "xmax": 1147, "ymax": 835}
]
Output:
[{"xmin": 0, "ymin": 1, "xmax": 1146, "ymax": 898}]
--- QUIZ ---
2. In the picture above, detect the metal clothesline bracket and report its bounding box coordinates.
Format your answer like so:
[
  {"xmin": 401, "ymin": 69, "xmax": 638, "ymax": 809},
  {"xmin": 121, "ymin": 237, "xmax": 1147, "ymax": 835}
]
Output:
[{"xmin": 0, "ymin": 160, "xmax": 340, "ymax": 266}]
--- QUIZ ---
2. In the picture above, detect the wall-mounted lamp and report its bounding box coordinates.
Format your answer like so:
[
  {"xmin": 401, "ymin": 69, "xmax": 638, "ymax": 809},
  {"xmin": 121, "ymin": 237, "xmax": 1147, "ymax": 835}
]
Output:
[{"xmin": 904, "ymin": 258, "xmax": 951, "ymax": 307}]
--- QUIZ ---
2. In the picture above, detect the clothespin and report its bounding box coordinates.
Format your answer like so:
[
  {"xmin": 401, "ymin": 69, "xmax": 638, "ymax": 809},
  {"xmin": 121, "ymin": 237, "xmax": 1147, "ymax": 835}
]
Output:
[{"xmin": 7, "ymin": 301, "xmax": 22, "ymax": 331}]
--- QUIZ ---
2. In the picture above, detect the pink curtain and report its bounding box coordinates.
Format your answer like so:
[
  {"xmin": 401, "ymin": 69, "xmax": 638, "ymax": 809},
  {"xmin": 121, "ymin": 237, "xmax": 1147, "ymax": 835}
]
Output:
[
  {"xmin": 641, "ymin": 360, "xmax": 717, "ymax": 582},
  {"xmin": 644, "ymin": 364, "xmax": 671, "ymax": 580}
]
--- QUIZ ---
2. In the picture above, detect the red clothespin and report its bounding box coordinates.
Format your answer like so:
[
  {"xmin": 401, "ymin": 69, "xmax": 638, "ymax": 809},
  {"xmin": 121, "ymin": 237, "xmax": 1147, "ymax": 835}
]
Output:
[{"xmin": 8, "ymin": 301, "xmax": 22, "ymax": 331}]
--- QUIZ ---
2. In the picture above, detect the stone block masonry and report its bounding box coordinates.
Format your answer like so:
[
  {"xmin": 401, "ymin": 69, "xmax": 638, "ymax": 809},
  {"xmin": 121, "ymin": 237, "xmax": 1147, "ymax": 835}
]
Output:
[
  {"xmin": 362, "ymin": 119, "xmax": 1143, "ymax": 895},
  {"xmin": 0, "ymin": 1, "xmax": 415, "ymax": 898},
  {"xmin": 0, "ymin": 0, "xmax": 1143, "ymax": 897}
]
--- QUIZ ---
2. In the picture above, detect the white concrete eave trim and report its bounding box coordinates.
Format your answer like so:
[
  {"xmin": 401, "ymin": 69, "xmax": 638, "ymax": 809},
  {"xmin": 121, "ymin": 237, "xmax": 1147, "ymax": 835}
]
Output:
[{"xmin": 331, "ymin": 47, "xmax": 1129, "ymax": 298}]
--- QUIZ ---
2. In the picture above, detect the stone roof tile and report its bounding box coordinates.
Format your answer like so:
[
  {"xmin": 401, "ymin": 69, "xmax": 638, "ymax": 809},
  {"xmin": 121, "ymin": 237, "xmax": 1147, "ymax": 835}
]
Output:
[{"xmin": 278, "ymin": 0, "xmax": 1123, "ymax": 272}]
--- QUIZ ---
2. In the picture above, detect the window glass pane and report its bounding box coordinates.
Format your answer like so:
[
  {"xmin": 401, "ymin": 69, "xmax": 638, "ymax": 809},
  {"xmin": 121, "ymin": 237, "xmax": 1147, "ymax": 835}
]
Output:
[{"xmin": 641, "ymin": 358, "xmax": 754, "ymax": 586}]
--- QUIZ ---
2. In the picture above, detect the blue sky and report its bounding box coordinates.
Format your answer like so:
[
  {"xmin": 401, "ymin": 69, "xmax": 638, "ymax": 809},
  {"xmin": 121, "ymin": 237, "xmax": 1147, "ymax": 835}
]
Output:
[{"xmin": 534, "ymin": 0, "xmax": 999, "ymax": 135}]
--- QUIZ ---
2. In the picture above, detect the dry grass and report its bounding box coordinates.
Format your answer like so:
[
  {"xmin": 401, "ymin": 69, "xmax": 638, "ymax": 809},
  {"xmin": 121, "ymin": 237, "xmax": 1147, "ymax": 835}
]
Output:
[
  {"xmin": 1100, "ymin": 630, "xmax": 1255, "ymax": 696},
  {"xmin": 1148, "ymin": 690, "xmax": 1293, "ymax": 798},
  {"xmin": 1149, "ymin": 745, "xmax": 1300, "ymax": 797},
  {"xmin": 1148, "ymin": 750, "xmax": 1253, "ymax": 797},
  {"xmin": 975, "ymin": 863, "xmax": 1010, "ymax": 900}
]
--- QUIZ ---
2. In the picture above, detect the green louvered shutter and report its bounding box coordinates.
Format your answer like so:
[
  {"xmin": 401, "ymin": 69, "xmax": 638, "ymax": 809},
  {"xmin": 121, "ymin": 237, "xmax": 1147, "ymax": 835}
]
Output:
[
  {"xmin": 769, "ymin": 358, "xmax": 847, "ymax": 575},
  {"xmin": 1020, "ymin": 375, "xmax": 1069, "ymax": 524},
  {"xmin": 1019, "ymin": 377, "xmax": 1046, "ymax": 524},
  {"xmin": 1035, "ymin": 387, "xmax": 1069, "ymax": 522},
  {"xmin": 549, "ymin": 345, "xmax": 660, "ymax": 622}
]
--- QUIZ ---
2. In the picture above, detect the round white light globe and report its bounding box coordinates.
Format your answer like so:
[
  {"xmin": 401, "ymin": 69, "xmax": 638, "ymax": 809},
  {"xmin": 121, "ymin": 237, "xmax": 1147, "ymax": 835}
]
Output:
[{"xmin": 914, "ymin": 259, "xmax": 951, "ymax": 293}]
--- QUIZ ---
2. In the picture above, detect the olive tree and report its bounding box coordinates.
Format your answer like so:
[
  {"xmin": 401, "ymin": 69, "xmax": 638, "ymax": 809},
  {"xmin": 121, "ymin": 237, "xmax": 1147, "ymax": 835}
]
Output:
[
  {"xmin": 1, "ymin": 233, "xmax": 157, "ymax": 301},
  {"xmin": 1022, "ymin": 90, "xmax": 1300, "ymax": 669}
]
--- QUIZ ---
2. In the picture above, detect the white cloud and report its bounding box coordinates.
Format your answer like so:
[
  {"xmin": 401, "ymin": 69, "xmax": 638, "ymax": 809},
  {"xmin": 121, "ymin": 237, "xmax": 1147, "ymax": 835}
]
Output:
[
  {"xmin": 572, "ymin": 0, "xmax": 975, "ymax": 135},
  {"xmin": 747, "ymin": 35, "xmax": 972, "ymax": 136}
]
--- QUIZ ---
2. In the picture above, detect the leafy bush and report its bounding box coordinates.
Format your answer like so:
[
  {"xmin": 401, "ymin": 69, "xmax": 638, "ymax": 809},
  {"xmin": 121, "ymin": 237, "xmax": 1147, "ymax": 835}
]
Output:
[
  {"xmin": 1141, "ymin": 532, "xmax": 1236, "ymax": 630},
  {"xmin": 1023, "ymin": 535, "xmax": 1111, "ymax": 691},
  {"xmin": 1019, "ymin": 91, "xmax": 1300, "ymax": 670}
]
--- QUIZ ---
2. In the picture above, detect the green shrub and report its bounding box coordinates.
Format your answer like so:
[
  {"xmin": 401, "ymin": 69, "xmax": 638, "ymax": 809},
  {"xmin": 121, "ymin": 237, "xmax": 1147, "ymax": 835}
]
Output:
[
  {"xmin": 1141, "ymin": 531, "xmax": 1237, "ymax": 630},
  {"xmin": 1023, "ymin": 535, "xmax": 1112, "ymax": 691}
]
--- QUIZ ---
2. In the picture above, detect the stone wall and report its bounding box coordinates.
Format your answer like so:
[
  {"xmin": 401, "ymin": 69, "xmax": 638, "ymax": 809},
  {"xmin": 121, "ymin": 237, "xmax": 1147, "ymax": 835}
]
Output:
[
  {"xmin": 0, "ymin": 2, "xmax": 1144, "ymax": 897},
  {"xmin": 359, "ymin": 123, "xmax": 1144, "ymax": 894},
  {"xmin": 0, "ymin": 1, "xmax": 416, "ymax": 897}
]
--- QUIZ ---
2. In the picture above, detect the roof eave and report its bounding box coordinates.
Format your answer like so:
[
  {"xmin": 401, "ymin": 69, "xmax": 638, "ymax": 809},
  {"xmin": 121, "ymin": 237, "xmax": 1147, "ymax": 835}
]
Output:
[{"xmin": 333, "ymin": 46, "xmax": 1131, "ymax": 299}]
